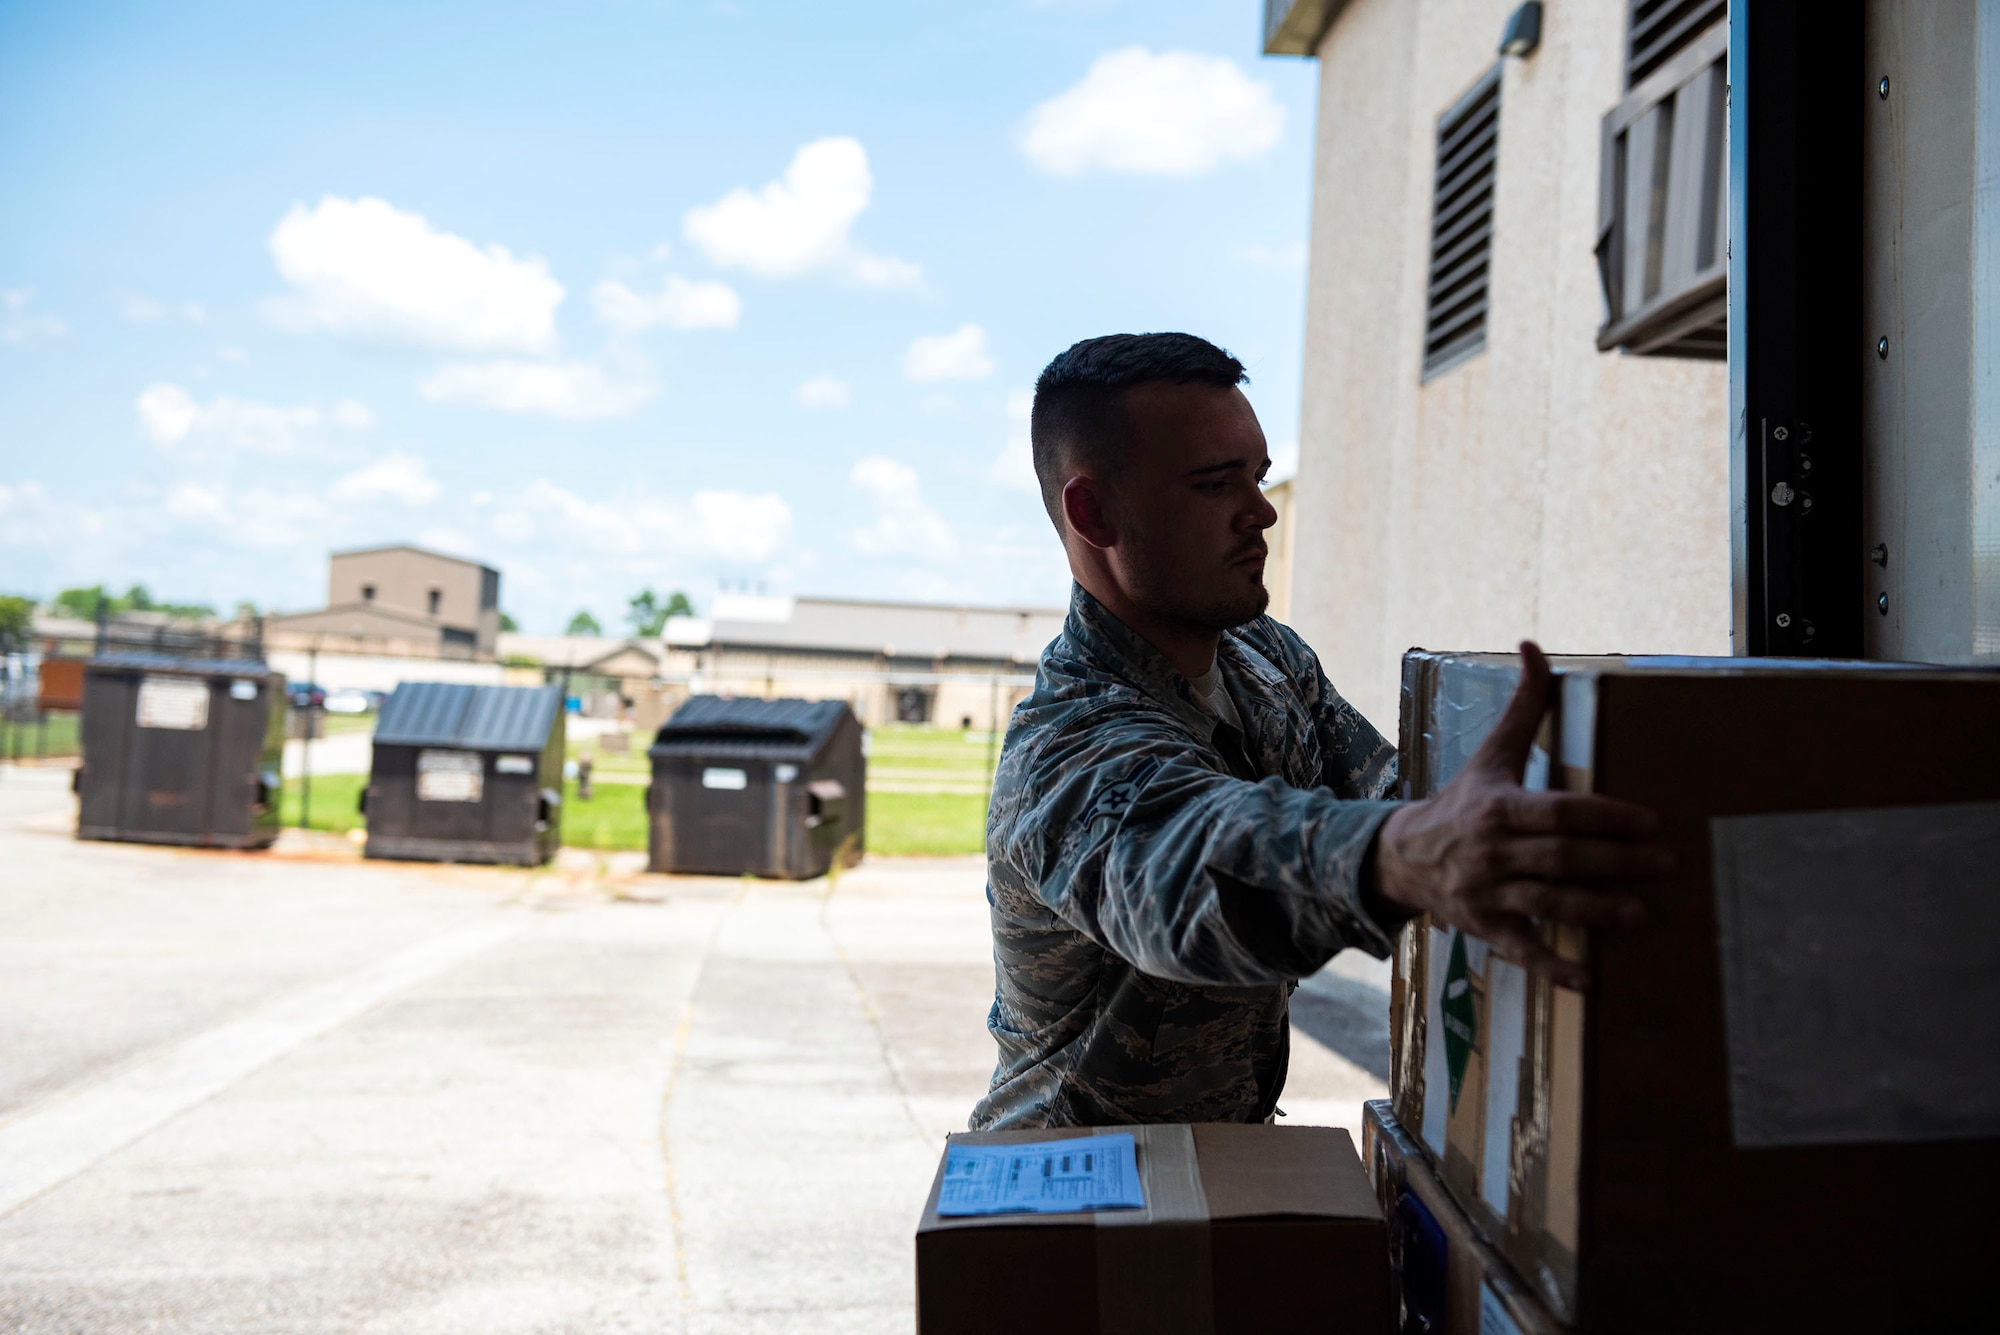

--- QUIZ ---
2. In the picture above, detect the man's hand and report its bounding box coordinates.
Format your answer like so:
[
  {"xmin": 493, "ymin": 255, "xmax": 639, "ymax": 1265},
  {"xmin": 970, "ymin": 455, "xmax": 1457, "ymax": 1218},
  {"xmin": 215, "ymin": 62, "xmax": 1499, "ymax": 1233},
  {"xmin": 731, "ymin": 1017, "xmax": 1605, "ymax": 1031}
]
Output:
[{"xmin": 1372, "ymin": 641, "xmax": 1671, "ymax": 990}]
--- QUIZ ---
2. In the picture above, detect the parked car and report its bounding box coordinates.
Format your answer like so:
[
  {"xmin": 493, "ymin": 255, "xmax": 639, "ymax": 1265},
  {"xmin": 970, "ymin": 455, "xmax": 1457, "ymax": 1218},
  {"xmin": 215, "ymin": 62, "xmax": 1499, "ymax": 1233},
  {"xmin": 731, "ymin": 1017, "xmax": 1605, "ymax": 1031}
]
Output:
[
  {"xmin": 287, "ymin": 682, "xmax": 326, "ymax": 709},
  {"xmin": 324, "ymin": 689, "xmax": 372, "ymax": 715}
]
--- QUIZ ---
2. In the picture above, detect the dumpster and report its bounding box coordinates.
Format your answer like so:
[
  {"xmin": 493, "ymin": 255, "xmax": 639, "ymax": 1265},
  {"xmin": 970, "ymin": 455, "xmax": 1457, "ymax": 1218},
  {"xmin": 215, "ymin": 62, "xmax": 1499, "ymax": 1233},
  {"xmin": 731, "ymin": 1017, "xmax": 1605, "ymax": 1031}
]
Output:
[
  {"xmin": 362, "ymin": 681, "xmax": 564, "ymax": 866},
  {"xmin": 75, "ymin": 654, "xmax": 286, "ymax": 849},
  {"xmin": 646, "ymin": 696, "xmax": 865, "ymax": 878}
]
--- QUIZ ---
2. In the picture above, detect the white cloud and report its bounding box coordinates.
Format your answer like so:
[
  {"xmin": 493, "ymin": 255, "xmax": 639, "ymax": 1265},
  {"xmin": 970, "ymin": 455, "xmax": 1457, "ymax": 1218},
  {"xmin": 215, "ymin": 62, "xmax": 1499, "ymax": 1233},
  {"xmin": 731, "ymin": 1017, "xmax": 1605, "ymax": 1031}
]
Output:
[
  {"xmin": 851, "ymin": 455, "xmax": 956, "ymax": 559},
  {"xmin": 496, "ymin": 479, "xmax": 791, "ymax": 563},
  {"xmin": 1, "ymin": 288, "xmax": 68, "ymax": 345},
  {"xmin": 141, "ymin": 480, "xmax": 332, "ymax": 548},
  {"xmin": 694, "ymin": 490, "xmax": 793, "ymax": 563},
  {"xmin": 330, "ymin": 399, "xmax": 375, "ymax": 429},
  {"xmin": 134, "ymin": 381, "xmax": 373, "ymax": 455},
  {"xmin": 115, "ymin": 291, "xmax": 209, "ymax": 324},
  {"xmin": 903, "ymin": 324, "xmax": 994, "ymax": 382},
  {"xmin": 417, "ymin": 528, "xmax": 477, "ymax": 556},
  {"xmin": 330, "ymin": 451, "xmax": 440, "ymax": 506},
  {"xmin": 0, "ymin": 481, "xmax": 105, "ymax": 546},
  {"xmin": 592, "ymin": 275, "xmax": 742, "ymax": 332},
  {"xmin": 989, "ymin": 387, "xmax": 1038, "ymax": 490},
  {"xmin": 265, "ymin": 195, "xmax": 564, "ymax": 353},
  {"xmin": 796, "ymin": 374, "xmax": 850, "ymax": 409},
  {"xmin": 115, "ymin": 290, "xmax": 168, "ymax": 322},
  {"xmin": 1019, "ymin": 47, "xmax": 1284, "ymax": 176},
  {"xmin": 217, "ymin": 345, "xmax": 250, "ymax": 366},
  {"xmin": 684, "ymin": 137, "xmax": 919, "ymax": 286},
  {"xmin": 164, "ymin": 481, "xmax": 230, "ymax": 521},
  {"xmin": 418, "ymin": 359, "xmax": 656, "ymax": 420}
]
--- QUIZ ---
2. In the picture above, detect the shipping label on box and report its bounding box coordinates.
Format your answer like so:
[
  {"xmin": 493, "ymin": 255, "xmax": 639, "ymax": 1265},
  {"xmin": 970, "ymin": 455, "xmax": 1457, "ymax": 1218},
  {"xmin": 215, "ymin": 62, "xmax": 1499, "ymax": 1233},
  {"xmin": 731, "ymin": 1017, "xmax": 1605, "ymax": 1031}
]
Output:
[{"xmin": 916, "ymin": 1123, "xmax": 1389, "ymax": 1335}]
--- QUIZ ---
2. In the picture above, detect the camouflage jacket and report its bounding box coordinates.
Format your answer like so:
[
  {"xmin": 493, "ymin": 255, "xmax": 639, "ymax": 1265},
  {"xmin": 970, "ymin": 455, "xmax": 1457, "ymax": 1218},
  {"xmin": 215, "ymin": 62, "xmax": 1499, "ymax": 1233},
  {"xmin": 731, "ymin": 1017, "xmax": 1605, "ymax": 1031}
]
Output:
[{"xmin": 970, "ymin": 585, "xmax": 1402, "ymax": 1130}]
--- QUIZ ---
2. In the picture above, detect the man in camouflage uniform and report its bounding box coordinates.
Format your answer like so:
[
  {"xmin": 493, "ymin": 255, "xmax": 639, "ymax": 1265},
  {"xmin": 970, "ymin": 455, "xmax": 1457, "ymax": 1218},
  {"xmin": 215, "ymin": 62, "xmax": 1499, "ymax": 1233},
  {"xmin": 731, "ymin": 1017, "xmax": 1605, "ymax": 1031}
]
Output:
[{"xmin": 973, "ymin": 334, "xmax": 1669, "ymax": 1130}]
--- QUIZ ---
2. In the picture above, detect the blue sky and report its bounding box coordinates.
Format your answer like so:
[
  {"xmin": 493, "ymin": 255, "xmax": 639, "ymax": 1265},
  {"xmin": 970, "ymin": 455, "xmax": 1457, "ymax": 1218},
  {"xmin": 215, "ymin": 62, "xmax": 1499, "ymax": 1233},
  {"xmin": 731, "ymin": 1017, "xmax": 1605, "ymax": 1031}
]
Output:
[{"xmin": 1, "ymin": 0, "xmax": 1320, "ymax": 632}]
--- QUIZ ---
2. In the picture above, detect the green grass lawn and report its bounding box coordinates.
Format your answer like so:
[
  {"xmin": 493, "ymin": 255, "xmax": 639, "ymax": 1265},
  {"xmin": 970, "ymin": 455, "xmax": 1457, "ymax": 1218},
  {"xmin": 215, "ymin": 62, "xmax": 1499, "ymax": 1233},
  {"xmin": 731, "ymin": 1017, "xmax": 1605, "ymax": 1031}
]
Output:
[
  {"xmin": 561, "ymin": 780, "xmax": 650, "ymax": 851},
  {"xmin": 868, "ymin": 724, "xmax": 1002, "ymax": 775},
  {"xmin": 865, "ymin": 791, "xmax": 989, "ymax": 856},
  {"xmin": 280, "ymin": 724, "xmax": 996, "ymax": 859},
  {"xmin": 1, "ymin": 712, "xmax": 81, "ymax": 759},
  {"xmin": 281, "ymin": 773, "xmax": 366, "ymax": 834}
]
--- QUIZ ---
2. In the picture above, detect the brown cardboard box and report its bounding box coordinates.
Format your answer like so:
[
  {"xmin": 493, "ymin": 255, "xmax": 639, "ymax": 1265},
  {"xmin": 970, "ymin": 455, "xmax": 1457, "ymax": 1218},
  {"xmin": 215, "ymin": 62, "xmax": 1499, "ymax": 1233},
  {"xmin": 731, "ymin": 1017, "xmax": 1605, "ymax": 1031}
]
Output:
[
  {"xmin": 915, "ymin": 1123, "xmax": 1391, "ymax": 1334},
  {"xmin": 1392, "ymin": 651, "xmax": 2000, "ymax": 1332},
  {"xmin": 1362, "ymin": 1099, "xmax": 1565, "ymax": 1335}
]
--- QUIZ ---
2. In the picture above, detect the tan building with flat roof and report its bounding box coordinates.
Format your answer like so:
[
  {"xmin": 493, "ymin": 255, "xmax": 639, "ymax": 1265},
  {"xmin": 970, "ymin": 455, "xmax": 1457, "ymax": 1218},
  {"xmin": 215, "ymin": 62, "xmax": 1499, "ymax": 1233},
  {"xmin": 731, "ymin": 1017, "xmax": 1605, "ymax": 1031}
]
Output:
[
  {"xmin": 267, "ymin": 545, "xmax": 502, "ymax": 661},
  {"xmin": 1265, "ymin": 0, "xmax": 1731, "ymax": 730}
]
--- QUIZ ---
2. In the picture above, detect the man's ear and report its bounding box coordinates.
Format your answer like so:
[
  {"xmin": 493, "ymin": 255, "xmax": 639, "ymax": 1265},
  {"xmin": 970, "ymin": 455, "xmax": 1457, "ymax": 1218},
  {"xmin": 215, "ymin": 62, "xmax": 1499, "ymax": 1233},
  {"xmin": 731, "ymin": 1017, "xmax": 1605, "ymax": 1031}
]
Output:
[{"xmin": 1061, "ymin": 476, "xmax": 1116, "ymax": 551}]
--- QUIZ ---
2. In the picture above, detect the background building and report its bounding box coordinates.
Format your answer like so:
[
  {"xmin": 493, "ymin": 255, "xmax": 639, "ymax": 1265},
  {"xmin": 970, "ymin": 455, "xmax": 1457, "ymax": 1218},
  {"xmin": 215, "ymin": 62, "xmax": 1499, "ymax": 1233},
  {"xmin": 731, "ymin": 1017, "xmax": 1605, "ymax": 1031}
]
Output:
[
  {"xmin": 266, "ymin": 545, "xmax": 503, "ymax": 662},
  {"xmin": 1266, "ymin": 0, "xmax": 1731, "ymax": 729},
  {"xmin": 665, "ymin": 594, "xmax": 1063, "ymax": 732}
]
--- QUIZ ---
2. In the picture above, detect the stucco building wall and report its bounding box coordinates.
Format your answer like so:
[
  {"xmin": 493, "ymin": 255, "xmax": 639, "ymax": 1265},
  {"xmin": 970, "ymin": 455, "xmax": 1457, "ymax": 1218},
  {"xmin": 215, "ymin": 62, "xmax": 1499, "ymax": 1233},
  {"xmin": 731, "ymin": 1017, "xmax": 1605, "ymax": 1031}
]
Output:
[{"xmin": 1289, "ymin": 0, "xmax": 1731, "ymax": 730}]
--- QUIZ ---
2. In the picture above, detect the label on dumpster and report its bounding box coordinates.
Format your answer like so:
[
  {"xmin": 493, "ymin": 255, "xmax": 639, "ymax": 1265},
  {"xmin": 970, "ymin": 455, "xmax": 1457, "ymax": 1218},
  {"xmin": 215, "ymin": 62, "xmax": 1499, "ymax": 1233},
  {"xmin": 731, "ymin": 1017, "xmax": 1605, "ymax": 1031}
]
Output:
[
  {"xmin": 936, "ymin": 1134, "xmax": 1144, "ymax": 1217},
  {"xmin": 416, "ymin": 750, "xmax": 483, "ymax": 802},
  {"xmin": 136, "ymin": 676, "xmax": 209, "ymax": 731}
]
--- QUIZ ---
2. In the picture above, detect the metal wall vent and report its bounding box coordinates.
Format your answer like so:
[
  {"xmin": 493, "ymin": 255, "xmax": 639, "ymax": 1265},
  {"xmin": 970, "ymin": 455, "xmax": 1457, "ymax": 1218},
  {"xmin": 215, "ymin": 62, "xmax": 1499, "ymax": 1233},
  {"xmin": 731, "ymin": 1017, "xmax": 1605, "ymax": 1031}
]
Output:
[
  {"xmin": 1628, "ymin": 0, "xmax": 1727, "ymax": 89},
  {"xmin": 1596, "ymin": 17, "xmax": 1727, "ymax": 358},
  {"xmin": 1422, "ymin": 65, "xmax": 1502, "ymax": 381}
]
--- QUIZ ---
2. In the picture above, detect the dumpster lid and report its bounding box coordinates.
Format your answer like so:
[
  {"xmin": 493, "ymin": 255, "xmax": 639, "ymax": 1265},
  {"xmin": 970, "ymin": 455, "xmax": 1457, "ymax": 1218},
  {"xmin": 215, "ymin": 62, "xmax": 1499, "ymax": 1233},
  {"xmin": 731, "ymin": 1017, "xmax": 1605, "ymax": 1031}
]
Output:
[
  {"xmin": 649, "ymin": 696, "xmax": 850, "ymax": 759},
  {"xmin": 374, "ymin": 682, "xmax": 564, "ymax": 752},
  {"xmin": 88, "ymin": 652, "xmax": 275, "ymax": 678}
]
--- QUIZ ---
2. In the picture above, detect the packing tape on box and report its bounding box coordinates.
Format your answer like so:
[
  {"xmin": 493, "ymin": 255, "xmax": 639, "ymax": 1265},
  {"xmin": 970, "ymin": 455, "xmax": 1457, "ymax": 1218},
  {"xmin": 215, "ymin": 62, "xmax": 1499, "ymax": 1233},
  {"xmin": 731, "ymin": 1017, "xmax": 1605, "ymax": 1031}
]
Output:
[{"xmin": 1095, "ymin": 1123, "xmax": 1214, "ymax": 1335}]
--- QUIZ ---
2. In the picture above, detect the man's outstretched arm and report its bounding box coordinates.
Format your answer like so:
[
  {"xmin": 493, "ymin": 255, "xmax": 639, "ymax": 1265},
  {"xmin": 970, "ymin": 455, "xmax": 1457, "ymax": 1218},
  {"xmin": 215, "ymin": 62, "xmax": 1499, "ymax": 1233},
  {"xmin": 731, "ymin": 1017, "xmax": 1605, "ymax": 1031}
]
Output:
[{"xmin": 1370, "ymin": 641, "xmax": 1672, "ymax": 990}]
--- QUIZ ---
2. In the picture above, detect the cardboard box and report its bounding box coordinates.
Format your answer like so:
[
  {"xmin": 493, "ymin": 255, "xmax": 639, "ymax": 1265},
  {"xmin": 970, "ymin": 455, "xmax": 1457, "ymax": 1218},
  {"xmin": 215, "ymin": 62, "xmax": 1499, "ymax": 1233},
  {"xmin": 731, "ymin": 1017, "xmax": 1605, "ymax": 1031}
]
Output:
[
  {"xmin": 915, "ymin": 1123, "xmax": 1391, "ymax": 1334},
  {"xmin": 1362, "ymin": 1099, "xmax": 1565, "ymax": 1335},
  {"xmin": 1392, "ymin": 652, "xmax": 2000, "ymax": 1331}
]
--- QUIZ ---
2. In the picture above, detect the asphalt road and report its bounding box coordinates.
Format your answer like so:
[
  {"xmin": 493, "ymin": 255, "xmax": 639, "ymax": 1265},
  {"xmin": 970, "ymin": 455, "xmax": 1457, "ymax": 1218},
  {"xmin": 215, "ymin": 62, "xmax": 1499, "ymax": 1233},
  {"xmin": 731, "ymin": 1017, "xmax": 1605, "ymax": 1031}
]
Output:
[{"xmin": 0, "ymin": 764, "xmax": 1389, "ymax": 1334}]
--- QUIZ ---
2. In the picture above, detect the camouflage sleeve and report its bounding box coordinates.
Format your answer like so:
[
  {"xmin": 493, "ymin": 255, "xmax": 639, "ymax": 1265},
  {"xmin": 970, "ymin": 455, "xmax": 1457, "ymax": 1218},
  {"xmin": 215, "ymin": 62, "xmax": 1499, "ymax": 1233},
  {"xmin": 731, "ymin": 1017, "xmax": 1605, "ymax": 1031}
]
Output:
[
  {"xmin": 994, "ymin": 701, "xmax": 1402, "ymax": 987},
  {"xmin": 1263, "ymin": 619, "xmax": 1399, "ymax": 801}
]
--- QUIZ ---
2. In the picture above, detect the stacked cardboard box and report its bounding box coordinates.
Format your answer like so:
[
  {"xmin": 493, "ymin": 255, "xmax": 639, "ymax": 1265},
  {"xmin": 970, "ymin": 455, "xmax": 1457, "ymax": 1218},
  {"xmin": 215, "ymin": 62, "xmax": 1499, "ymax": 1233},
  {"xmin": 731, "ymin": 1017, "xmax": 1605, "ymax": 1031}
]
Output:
[
  {"xmin": 1391, "ymin": 651, "xmax": 2000, "ymax": 1331},
  {"xmin": 1363, "ymin": 1098, "xmax": 1562, "ymax": 1335},
  {"xmin": 915, "ymin": 1123, "xmax": 1390, "ymax": 1334}
]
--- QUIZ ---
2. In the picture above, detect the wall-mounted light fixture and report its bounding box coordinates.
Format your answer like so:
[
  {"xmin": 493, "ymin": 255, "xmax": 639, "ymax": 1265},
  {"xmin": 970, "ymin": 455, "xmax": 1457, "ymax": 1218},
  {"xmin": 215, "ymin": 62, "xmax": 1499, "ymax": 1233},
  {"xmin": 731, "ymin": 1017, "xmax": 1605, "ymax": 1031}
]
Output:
[{"xmin": 1499, "ymin": 1, "xmax": 1543, "ymax": 58}]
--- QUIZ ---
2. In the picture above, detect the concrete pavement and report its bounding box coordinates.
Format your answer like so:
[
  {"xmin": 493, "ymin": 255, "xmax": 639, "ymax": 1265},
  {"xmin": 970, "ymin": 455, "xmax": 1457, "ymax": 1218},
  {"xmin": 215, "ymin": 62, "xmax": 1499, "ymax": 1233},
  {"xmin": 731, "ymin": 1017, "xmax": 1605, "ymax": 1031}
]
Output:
[{"xmin": 0, "ymin": 764, "xmax": 1388, "ymax": 1333}]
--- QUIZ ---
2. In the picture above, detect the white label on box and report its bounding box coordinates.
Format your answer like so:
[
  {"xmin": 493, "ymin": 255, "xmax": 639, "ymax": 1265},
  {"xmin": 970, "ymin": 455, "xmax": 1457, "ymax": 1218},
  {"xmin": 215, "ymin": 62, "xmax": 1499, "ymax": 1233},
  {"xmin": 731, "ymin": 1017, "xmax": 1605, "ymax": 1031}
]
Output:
[
  {"xmin": 702, "ymin": 767, "xmax": 747, "ymax": 790},
  {"xmin": 1421, "ymin": 925, "xmax": 1452, "ymax": 1157},
  {"xmin": 494, "ymin": 755, "xmax": 534, "ymax": 775},
  {"xmin": 416, "ymin": 750, "xmax": 483, "ymax": 803},
  {"xmin": 136, "ymin": 676, "xmax": 209, "ymax": 731},
  {"xmin": 228, "ymin": 679, "xmax": 258, "ymax": 701},
  {"xmin": 936, "ymin": 1133, "xmax": 1143, "ymax": 1217},
  {"xmin": 1712, "ymin": 801, "xmax": 2000, "ymax": 1146},
  {"xmin": 1482, "ymin": 957, "xmax": 1527, "ymax": 1213}
]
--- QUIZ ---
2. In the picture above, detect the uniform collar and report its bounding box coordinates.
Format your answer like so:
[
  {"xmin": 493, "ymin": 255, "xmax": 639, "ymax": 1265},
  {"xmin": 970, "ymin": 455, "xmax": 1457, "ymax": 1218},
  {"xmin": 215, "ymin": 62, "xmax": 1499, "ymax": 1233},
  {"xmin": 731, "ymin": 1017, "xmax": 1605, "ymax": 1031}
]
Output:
[{"xmin": 1063, "ymin": 584, "xmax": 1224, "ymax": 739}]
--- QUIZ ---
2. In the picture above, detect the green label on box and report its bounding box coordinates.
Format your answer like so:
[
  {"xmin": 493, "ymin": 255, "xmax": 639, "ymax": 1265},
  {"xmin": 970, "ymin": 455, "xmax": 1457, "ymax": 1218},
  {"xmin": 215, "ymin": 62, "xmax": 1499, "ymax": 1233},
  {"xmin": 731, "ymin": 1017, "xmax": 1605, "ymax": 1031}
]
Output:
[{"xmin": 1441, "ymin": 931, "xmax": 1477, "ymax": 1113}]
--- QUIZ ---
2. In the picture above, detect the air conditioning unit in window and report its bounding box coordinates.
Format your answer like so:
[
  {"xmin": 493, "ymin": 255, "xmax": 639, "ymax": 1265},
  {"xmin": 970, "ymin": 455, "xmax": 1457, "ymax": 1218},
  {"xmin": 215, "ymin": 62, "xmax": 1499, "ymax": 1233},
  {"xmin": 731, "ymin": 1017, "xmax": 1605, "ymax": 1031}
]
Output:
[{"xmin": 1595, "ymin": 12, "xmax": 1728, "ymax": 359}]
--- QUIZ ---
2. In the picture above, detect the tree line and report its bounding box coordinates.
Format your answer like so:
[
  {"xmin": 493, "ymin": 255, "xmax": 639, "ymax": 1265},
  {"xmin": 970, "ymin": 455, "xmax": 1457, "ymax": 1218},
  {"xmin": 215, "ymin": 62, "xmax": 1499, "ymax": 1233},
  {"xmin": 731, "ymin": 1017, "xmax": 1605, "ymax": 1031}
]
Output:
[{"xmin": 564, "ymin": 589, "xmax": 694, "ymax": 638}]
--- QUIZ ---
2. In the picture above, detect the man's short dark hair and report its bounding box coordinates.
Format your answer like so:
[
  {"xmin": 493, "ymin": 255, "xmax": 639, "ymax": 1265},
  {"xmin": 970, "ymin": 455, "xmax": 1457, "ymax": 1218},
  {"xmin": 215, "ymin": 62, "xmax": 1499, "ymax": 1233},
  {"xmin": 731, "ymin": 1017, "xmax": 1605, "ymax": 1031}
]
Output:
[{"xmin": 1031, "ymin": 332, "xmax": 1248, "ymax": 532}]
